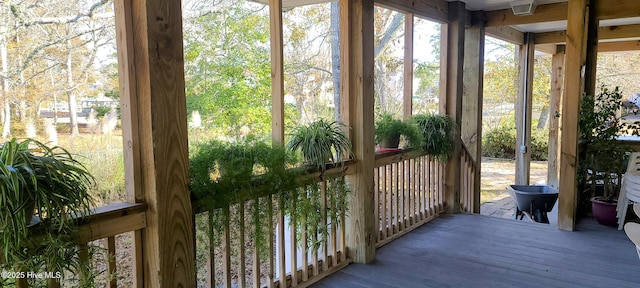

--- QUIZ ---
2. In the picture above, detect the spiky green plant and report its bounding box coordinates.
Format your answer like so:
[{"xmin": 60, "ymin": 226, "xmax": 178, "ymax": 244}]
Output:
[
  {"xmin": 0, "ymin": 138, "xmax": 96, "ymax": 286},
  {"xmin": 287, "ymin": 119, "xmax": 353, "ymax": 171},
  {"xmin": 413, "ymin": 113, "xmax": 457, "ymax": 161}
]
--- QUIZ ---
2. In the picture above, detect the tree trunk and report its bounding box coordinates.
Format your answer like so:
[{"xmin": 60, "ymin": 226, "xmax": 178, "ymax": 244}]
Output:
[
  {"xmin": 1, "ymin": 39, "xmax": 10, "ymax": 139},
  {"xmin": 66, "ymin": 38, "xmax": 79, "ymax": 136},
  {"xmin": 330, "ymin": 2, "xmax": 340, "ymax": 121}
]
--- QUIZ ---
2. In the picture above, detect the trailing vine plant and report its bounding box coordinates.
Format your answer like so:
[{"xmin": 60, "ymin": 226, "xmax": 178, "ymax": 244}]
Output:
[{"xmin": 286, "ymin": 119, "xmax": 352, "ymax": 251}]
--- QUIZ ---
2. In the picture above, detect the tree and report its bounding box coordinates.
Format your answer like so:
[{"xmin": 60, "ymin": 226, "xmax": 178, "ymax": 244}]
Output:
[
  {"xmin": 0, "ymin": 0, "xmax": 112, "ymax": 138},
  {"xmin": 183, "ymin": 1, "xmax": 276, "ymax": 137}
]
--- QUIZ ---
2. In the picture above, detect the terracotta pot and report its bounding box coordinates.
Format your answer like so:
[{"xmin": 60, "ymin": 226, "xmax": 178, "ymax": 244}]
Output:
[{"xmin": 591, "ymin": 196, "xmax": 618, "ymax": 226}]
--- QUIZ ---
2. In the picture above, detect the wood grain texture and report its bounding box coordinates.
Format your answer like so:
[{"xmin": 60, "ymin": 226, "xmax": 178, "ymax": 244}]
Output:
[
  {"xmin": 375, "ymin": 0, "xmax": 448, "ymax": 23},
  {"xmin": 559, "ymin": 0, "xmax": 592, "ymax": 231},
  {"xmin": 340, "ymin": 0, "xmax": 376, "ymax": 264},
  {"xmin": 444, "ymin": 1, "xmax": 465, "ymax": 214},
  {"xmin": 270, "ymin": 0, "xmax": 285, "ymax": 145},
  {"xmin": 438, "ymin": 24, "xmax": 448, "ymax": 115},
  {"xmin": 403, "ymin": 13, "xmax": 413, "ymax": 119},
  {"xmin": 547, "ymin": 47, "xmax": 565, "ymax": 189},
  {"xmin": 515, "ymin": 33, "xmax": 535, "ymax": 186},
  {"xmin": 314, "ymin": 214, "xmax": 640, "ymax": 288},
  {"xmin": 114, "ymin": 0, "xmax": 143, "ymax": 203},
  {"xmin": 118, "ymin": 0, "xmax": 196, "ymax": 285},
  {"xmin": 598, "ymin": 40, "xmax": 640, "ymax": 52},
  {"xmin": 595, "ymin": 0, "xmax": 640, "ymax": 20},
  {"xmin": 485, "ymin": 26, "xmax": 524, "ymax": 45},
  {"xmin": 536, "ymin": 24, "xmax": 640, "ymax": 45},
  {"xmin": 462, "ymin": 24, "xmax": 484, "ymax": 213}
]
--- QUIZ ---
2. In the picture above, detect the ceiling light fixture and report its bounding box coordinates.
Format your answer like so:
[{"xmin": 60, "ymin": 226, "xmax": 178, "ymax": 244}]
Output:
[{"xmin": 510, "ymin": 0, "xmax": 537, "ymax": 16}]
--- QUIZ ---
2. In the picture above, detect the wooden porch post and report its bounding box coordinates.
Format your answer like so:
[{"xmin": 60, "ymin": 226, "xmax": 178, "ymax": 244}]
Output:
[
  {"xmin": 547, "ymin": 45, "xmax": 565, "ymax": 189},
  {"xmin": 442, "ymin": 1, "xmax": 465, "ymax": 214},
  {"xmin": 340, "ymin": 0, "xmax": 376, "ymax": 263},
  {"xmin": 515, "ymin": 33, "xmax": 535, "ymax": 185},
  {"xmin": 462, "ymin": 12, "xmax": 485, "ymax": 214},
  {"xmin": 403, "ymin": 13, "xmax": 414, "ymax": 119},
  {"xmin": 115, "ymin": 0, "xmax": 195, "ymax": 286},
  {"xmin": 559, "ymin": 0, "xmax": 598, "ymax": 231},
  {"xmin": 270, "ymin": 0, "xmax": 285, "ymax": 145}
]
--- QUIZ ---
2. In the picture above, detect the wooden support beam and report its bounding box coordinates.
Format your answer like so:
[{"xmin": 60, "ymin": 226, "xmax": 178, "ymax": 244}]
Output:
[
  {"xmin": 485, "ymin": 2, "xmax": 568, "ymax": 27},
  {"xmin": 598, "ymin": 40, "xmax": 640, "ymax": 52},
  {"xmin": 438, "ymin": 24, "xmax": 448, "ymax": 115},
  {"xmin": 548, "ymin": 45, "xmax": 565, "ymax": 189},
  {"xmin": 462, "ymin": 23, "xmax": 484, "ymax": 214},
  {"xmin": 535, "ymin": 43, "xmax": 560, "ymax": 55},
  {"xmin": 486, "ymin": 0, "xmax": 638, "ymax": 27},
  {"xmin": 595, "ymin": 0, "xmax": 640, "ymax": 20},
  {"xmin": 403, "ymin": 13, "xmax": 414, "ymax": 119},
  {"xmin": 443, "ymin": 1, "xmax": 465, "ymax": 214},
  {"xmin": 375, "ymin": 0, "xmax": 448, "ymax": 23},
  {"xmin": 270, "ymin": 0, "xmax": 285, "ymax": 145},
  {"xmin": 115, "ymin": 0, "xmax": 195, "ymax": 285},
  {"xmin": 485, "ymin": 26, "xmax": 525, "ymax": 45},
  {"xmin": 559, "ymin": 0, "xmax": 599, "ymax": 231},
  {"xmin": 536, "ymin": 24, "xmax": 640, "ymax": 44},
  {"xmin": 515, "ymin": 33, "xmax": 535, "ymax": 186},
  {"xmin": 340, "ymin": 0, "xmax": 376, "ymax": 264}
]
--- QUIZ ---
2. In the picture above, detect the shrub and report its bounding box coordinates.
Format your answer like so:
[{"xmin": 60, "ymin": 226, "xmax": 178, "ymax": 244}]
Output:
[{"xmin": 482, "ymin": 123, "xmax": 548, "ymax": 161}]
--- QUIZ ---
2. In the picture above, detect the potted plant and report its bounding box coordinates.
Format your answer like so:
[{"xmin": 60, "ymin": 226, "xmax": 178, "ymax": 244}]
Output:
[
  {"xmin": 287, "ymin": 119, "xmax": 352, "ymax": 171},
  {"xmin": 578, "ymin": 85, "xmax": 640, "ymax": 225},
  {"xmin": 286, "ymin": 119, "xmax": 351, "ymax": 250},
  {"xmin": 413, "ymin": 113, "xmax": 457, "ymax": 161},
  {"xmin": 0, "ymin": 138, "xmax": 96, "ymax": 286},
  {"xmin": 374, "ymin": 113, "xmax": 421, "ymax": 150},
  {"xmin": 189, "ymin": 140, "xmax": 299, "ymax": 209}
]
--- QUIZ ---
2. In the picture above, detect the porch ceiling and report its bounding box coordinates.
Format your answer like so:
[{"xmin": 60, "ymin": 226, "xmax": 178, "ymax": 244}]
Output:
[{"xmin": 452, "ymin": 0, "xmax": 566, "ymax": 12}]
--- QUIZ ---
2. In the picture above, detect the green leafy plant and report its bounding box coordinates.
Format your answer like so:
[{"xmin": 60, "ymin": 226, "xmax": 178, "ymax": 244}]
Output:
[
  {"xmin": 190, "ymin": 138, "xmax": 350, "ymax": 258},
  {"xmin": 413, "ymin": 113, "xmax": 456, "ymax": 161},
  {"xmin": 286, "ymin": 120, "xmax": 351, "ymax": 251},
  {"xmin": 482, "ymin": 115, "xmax": 548, "ymax": 161},
  {"xmin": 189, "ymin": 140, "xmax": 299, "ymax": 210},
  {"xmin": 0, "ymin": 138, "xmax": 96, "ymax": 286},
  {"xmin": 287, "ymin": 119, "xmax": 353, "ymax": 171},
  {"xmin": 375, "ymin": 114, "xmax": 421, "ymax": 149},
  {"xmin": 578, "ymin": 85, "xmax": 640, "ymax": 210}
]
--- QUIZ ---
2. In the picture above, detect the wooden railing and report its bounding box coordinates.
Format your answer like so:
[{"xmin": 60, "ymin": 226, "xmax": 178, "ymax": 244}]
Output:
[
  {"xmin": 374, "ymin": 149, "xmax": 445, "ymax": 247},
  {"xmin": 195, "ymin": 163, "xmax": 354, "ymax": 288},
  {"xmin": 15, "ymin": 202, "xmax": 147, "ymax": 288},
  {"xmin": 460, "ymin": 144, "xmax": 477, "ymax": 214}
]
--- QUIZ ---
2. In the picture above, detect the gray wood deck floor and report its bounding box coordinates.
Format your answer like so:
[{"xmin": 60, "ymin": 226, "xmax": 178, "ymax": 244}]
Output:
[{"xmin": 313, "ymin": 214, "xmax": 640, "ymax": 288}]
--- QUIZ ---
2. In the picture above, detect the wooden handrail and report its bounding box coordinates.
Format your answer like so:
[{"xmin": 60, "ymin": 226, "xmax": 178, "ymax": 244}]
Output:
[
  {"xmin": 192, "ymin": 160, "xmax": 358, "ymax": 212},
  {"xmin": 374, "ymin": 148, "xmax": 428, "ymax": 167},
  {"xmin": 28, "ymin": 202, "xmax": 147, "ymax": 243},
  {"xmin": 460, "ymin": 142, "xmax": 477, "ymax": 170},
  {"xmin": 76, "ymin": 202, "xmax": 147, "ymax": 243}
]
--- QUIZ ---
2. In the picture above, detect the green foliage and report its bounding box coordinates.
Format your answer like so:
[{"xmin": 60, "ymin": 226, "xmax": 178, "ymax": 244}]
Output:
[
  {"xmin": 375, "ymin": 114, "xmax": 421, "ymax": 148},
  {"xmin": 190, "ymin": 138, "xmax": 350, "ymax": 259},
  {"xmin": 413, "ymin": 113, "xmax": 456, "ymax": 161},
  {"xmin": 578, "ymin": 85, "xmax": 640, "ymax": 205},
  {"xmin": 482, "ymin": 116, "xmax": 549, "ymax": 161},
  {"xmin": 0, "ymin": 138, "xmax": 96, "ymax": 286},
  {"xmin": 189, "ymin": 140, "xmax": 300, "ymax": 210},
  {"xmin": 184, "ymin": 3, "xmax": 277, "ymax": 137},
  {"xmin": 287, "ymin": 119, "xmax": 353, "ymax": 171}
]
